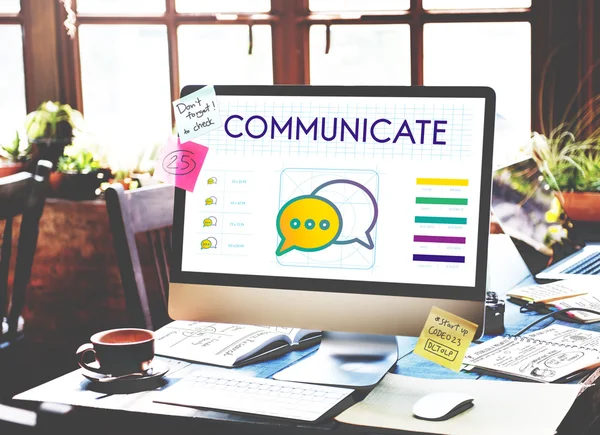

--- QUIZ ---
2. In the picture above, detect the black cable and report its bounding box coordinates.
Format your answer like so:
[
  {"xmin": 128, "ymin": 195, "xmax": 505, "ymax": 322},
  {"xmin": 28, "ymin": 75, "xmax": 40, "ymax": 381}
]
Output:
[{"xmin": 514, "ymin": 307, "xmax": 600, "ymax": 336}]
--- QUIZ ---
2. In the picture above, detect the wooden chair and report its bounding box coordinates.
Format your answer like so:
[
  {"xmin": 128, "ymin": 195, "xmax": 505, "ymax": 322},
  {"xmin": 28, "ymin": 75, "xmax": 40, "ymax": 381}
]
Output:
[
  {"xmin": 0, "ymin": 160, "xmax": 52, "ymax": 348},
  {"xmin": 105, "ymin": 183, "xmax": 174, "ymax": 331}
]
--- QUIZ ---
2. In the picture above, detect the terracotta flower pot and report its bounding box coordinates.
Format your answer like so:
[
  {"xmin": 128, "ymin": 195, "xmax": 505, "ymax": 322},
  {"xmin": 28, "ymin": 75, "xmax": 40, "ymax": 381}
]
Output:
[
  {"xmin": 556, "ymin": 192, "xmax": 600, "ymax": 222},
  {"xmin": 0, "ymin": 161, "xmax": 24, "ymax": 178}
]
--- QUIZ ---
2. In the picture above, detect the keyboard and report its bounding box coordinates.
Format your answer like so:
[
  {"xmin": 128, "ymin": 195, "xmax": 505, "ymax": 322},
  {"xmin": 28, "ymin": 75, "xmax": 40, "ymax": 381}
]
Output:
[
  {"xmin": 563, "ymin": 252, "xmax": 600, "ymax": 275},
  {"xmin": 155, "ymin": 368, "xmax": 355, "ymax": 422}
]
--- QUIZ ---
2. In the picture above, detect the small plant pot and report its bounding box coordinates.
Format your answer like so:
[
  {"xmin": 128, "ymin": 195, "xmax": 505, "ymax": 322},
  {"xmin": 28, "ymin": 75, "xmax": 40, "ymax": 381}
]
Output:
[
  {"xmin": 49, "ymin": 170, "xmax": 104, "ymax": 200},
  {"xmin": 0, "ymin": 161, "xmax": 25, "ymax": 178},
  {"xmin": 556, "ymin": 192, "xmax": 600, "ymax": 222}
]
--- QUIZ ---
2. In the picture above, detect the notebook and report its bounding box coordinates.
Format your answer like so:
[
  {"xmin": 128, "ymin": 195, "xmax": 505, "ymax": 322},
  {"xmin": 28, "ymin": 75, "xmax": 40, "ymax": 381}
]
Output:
[
  {"xmin": 153, "ymin": 321, "xmax": 320, "ymax": 367},
  {"xmin": 463, "ymin": 324, "xmax": 600, "ymax": 382},
  {"xmin": 507, "ymin": 279, "xmax": 600, "ymax": 323}
]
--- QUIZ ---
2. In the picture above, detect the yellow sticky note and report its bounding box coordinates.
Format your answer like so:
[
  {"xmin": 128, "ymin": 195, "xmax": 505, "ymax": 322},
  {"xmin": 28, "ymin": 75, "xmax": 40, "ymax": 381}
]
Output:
[{"xmin": 413, "ymin": 306, "xmax": 478, "ymax": 371}]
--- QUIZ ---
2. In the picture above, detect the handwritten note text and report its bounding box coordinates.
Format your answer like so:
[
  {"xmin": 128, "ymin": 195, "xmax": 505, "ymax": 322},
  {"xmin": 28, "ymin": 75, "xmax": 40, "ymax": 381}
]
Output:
[{"xmin": 173, "ymin": 85, "xmax": 222, "ymax": 142}]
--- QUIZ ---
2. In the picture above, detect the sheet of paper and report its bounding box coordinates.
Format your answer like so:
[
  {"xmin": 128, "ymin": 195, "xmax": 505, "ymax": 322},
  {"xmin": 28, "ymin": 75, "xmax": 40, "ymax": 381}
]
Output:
[
  {"xmin": 13, "ymin": 357, "xmax": 197, "ymax": 417},
  {"xmin": 463, "ymin": 335, "xmax": 600, "ymax": 382},
  {"xmin": 507, "ymin": 280, "xmax": 589, "ymax": 303},
  {"xmin": 153, "ymin": 136, "xmax": 208, "ymax": 192},
  {"xmin": 413, "ymin": 306, "xmax": 478, "ymax": 371},
  {"xmin": 524, "ymin": 324, "xmax": 600, "ymax": 349},
  {"xmin": 172, "ymin": 85, "xmax": 221, "ymax": 142},
  {"xmin": 335, "ymin": 373, "xmax": 580, "ymax": 435},
  {"xmin": 553, "ymin": 294, "xmax": 600, "ymax": 322},
  {"xmin": 154, "ymin": 321, "xmax": 281, "ymax": 366}
]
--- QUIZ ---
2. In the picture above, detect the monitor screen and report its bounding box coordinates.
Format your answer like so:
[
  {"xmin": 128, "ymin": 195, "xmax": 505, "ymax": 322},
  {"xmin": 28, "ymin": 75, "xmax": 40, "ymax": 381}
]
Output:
[{"xmin": 172, "ymin": 86, "xmax": 494, "ymax": 302}]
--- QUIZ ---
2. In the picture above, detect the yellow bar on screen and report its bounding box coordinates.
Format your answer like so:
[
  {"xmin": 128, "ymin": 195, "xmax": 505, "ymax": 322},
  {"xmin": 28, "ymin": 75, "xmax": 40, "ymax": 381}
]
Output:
[{"xmin": 416, "ymin": 178, "xmax": 469, "ymax": 186}]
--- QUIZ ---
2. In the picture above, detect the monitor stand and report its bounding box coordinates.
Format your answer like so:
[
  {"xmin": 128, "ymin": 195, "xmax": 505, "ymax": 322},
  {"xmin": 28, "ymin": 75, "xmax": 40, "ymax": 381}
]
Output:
[{"xmin": 272, "ymin": 331, "xmax": 398, "ymax": 389}]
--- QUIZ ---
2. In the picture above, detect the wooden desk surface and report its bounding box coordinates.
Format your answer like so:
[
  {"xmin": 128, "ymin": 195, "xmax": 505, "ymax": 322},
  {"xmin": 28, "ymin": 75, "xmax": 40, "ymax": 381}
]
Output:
[{"xmin": 13, "ymin": 235, "xmax": 600, "ymax": 434}]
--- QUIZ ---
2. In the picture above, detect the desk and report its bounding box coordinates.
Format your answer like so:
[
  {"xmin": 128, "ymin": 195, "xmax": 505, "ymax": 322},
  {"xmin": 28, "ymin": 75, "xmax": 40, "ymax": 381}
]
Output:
[{"xmin": 13, "ymin": 235, "xmax": 600, "ymax": 434}]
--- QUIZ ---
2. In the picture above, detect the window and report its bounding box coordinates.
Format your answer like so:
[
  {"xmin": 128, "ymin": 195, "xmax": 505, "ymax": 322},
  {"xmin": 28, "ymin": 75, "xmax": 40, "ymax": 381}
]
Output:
[
  {"xmin": 72, "ymin": 1, "xmax": 276, "ymax": 170},
  {"xmin": 68, "ymin": 0, "xmax": 532, "ymax": 169},
  {"xmin": 0, "ymin": 0, "xmax": 20, "ymax": 14},
  {"xmin": 178, "ymin": 25, "xmax": 273, "ymax": 85},
  {"xmin": 78, "ymin": 25, "xmax": 172, "ymax": 170},
  {"xmin": 76, "ymin": 0, "xmax": 165, "ymax": 15},
  {"xmin": 424, "ymin": 22, "xmax": 531, "ymax": 165},
  {"xmin": 309, "ymin": 25, "xmax": 410, "ymax": 85},
  {"xmin": 176, "ymin": 0, "xmax": 270, "ymax": 13},
  {"xmin": 0, "ymin": 2, "xmax": 26, "ymax": 145},
  {"xmin": 310, "ymin": 0, "xmax": 410, "ymax": 12},
  {"xmin": 423, "ymin": 0, "xmax": 531, "ymax": 9},
  {"xmin": 304, "ymin": 1, "xmax": 532, "ymax": 164}
]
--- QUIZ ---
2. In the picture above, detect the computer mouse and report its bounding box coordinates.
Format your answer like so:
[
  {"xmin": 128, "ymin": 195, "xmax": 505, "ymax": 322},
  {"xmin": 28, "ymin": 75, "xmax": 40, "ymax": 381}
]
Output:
[{"xmin": 412, "ymin": 392, "xmax": 474, "ymax": 421}]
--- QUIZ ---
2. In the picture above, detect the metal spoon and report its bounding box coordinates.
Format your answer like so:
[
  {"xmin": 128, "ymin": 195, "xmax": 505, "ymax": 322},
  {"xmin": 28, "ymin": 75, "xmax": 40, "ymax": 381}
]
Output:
[{"xmin": 96, "ymin": 372, "xmax": 148, "ymax": 383}]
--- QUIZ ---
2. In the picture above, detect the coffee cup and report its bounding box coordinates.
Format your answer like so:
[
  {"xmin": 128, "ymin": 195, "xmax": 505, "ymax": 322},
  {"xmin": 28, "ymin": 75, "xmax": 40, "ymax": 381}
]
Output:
[{"xmin": 76, "ymin": 328, "xmax": 155, "ymax": 375}]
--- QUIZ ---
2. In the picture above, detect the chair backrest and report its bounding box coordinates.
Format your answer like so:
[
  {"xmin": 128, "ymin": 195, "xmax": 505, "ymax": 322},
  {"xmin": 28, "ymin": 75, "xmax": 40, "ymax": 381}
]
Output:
[
  {"xmin": 0, "ymin": 161, "xmax": 52, "ymax": 341},
  {"xmin": 105, "ymin": 183, "xmax": 175, "ymax": 331}
]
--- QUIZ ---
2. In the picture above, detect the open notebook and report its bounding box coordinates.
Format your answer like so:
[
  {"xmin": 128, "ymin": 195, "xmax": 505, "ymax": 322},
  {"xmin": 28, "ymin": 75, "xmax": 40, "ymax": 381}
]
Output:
[
  {"xmin": 464, "ymin": 324, "xmax": 600, "ymax": 382},
  {"xmin": 153, "ymin": 321, "xmax": 320, "ymax": 367}
]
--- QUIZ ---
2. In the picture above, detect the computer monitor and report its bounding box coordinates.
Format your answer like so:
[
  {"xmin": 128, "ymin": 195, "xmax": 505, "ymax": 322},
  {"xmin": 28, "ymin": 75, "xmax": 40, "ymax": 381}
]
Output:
[{"xmin": 169, "ymin": 85, "xmax": 495, "ymax": 387}]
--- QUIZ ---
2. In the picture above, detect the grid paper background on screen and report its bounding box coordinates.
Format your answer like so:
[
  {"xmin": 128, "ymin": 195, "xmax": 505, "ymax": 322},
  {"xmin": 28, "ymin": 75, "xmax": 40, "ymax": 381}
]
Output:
[{"xmin": 181, "ymin": 95, "xmax": 486, "ymax": 289}]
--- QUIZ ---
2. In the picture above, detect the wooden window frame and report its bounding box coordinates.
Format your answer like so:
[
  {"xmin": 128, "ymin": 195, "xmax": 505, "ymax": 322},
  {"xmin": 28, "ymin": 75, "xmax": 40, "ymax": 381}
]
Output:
[{"xmin": 53, "ymin": 0, "xmax": 596, "ymax": 135}]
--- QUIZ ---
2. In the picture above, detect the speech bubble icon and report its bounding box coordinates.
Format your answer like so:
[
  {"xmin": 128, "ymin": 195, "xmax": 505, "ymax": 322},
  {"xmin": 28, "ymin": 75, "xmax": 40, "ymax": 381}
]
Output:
[
  {"xmin": 205, "ymin": 196, "xmax": 217, "ymax": 205},
  {"xmin": 311, "ymin": 179, "xmax": 378, "ymax": 250},
  {"xmin": 201, "ymin": 237, "xmax": 218, "ymax": 249},
  {"xmin": 203, "ymin": 216, "xmax": 217, "ymax": 227},
  {"xmin": 207, "ymin": 237, "xmax": 217, "ymax": 248},
  {"xmin": 276, "ymin": 195, "xmax": 342, "ymax": 256},
  {"xmin": 207, "ymin": 177, "xmax": 217, "ymax": 185}
]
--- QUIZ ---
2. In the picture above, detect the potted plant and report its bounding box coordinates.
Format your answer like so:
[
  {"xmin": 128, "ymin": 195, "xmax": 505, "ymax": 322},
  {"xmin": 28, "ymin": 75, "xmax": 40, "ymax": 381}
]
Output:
[
  {"xmin": 0, "ymin": 131, "xmax": 32, "ymax": 177},
  {"xmin": 50, "ymin": 145, "xmax": 107, "ymax": 200},
  {"xmin": 532, "ymin": 129, "xmax": 600, "ymax": 222},
  {"xmin": 24, "ymin": 101, "xmax": 83, "ymax": 166}
]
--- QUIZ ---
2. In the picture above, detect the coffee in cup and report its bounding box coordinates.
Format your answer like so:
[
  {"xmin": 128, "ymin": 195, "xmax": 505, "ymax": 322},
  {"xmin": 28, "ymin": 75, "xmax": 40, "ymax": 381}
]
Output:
[{"xmin": 76, "ymin": 328, "xmax": 155, "ymax": 375}]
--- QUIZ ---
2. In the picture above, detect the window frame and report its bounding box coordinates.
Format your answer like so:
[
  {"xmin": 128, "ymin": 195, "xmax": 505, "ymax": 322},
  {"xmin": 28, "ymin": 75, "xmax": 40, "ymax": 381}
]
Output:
[{"xmin": 57, "ymin": 0, "xmax": 560, "ymax": 135}]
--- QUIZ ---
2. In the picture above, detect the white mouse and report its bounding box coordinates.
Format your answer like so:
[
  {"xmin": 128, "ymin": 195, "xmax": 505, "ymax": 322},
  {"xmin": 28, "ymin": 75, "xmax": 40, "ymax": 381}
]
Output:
[{"xmin": 412, "ymin": 392, "xmax": 474, "ymax": 421}]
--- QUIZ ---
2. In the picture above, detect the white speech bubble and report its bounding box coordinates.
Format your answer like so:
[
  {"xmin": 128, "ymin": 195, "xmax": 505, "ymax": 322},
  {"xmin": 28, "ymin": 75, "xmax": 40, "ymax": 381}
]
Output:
[
  {"xmin": 207, "ymin": 237, "xmax": 218, "ymax": 248},
  {"xmin": 311, "ymin": 179, "xmax": 378, "ymax": 250}
]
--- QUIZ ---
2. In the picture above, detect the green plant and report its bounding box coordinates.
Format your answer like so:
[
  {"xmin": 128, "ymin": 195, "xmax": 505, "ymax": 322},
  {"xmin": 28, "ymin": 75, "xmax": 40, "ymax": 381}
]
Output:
[
  {"xmin": 532, "ymin": 130, "xmax": 600, "ymax": 192},
  {"xmin": 0, "ymin": 131, "xmax": 31, "ymax": 162},
  {"xmin": 531, "ymin": 48, "xmax": 600, "ymax": 193},
  {"xmin": 56, "ymin": 145, "xmax": 100, "ymax": 174},
  {"xmin": 24, "ymin": 101, "xmax": 83, "ymax": 141}
]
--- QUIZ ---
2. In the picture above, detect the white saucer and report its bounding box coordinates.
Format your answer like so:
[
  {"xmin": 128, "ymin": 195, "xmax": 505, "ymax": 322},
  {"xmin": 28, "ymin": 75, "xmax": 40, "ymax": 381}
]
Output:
[{"xmin": 81, "ymin": 361, "xmax": 169, "ymax": 384}]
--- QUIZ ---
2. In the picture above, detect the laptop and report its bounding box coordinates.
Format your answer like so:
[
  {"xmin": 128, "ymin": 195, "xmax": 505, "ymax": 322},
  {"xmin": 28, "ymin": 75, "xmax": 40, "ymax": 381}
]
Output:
[{"xmin": 491, "ymin": 158, "xmax": 600, "ymax": 280}]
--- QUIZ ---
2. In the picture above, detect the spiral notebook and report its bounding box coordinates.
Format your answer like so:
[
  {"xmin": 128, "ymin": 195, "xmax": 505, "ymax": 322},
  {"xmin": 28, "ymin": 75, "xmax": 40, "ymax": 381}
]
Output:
[{"xmin": 464, "ymin": 325, "xmax": 600, "ymax": 383}]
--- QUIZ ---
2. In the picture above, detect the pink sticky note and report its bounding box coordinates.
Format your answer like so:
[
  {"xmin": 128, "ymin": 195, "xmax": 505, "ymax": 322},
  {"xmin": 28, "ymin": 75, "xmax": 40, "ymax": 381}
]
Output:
[{"xmin": 154, "ymin": 136, "xmax": 208, "ymax": 192}]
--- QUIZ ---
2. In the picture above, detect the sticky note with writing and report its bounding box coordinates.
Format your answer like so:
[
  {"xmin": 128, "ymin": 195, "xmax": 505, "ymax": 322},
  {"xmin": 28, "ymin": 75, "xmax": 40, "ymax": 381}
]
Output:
[
  {"xmin": 172, "ymin": 85, "xmax": 222, "ymax": 142},
  {"xmin": 413, "ymin": 306, "xmax": 478, "ymax": 371},
  {"xmin": 153, "ymin": 136, "xmax": 208, "ymax": 193}
]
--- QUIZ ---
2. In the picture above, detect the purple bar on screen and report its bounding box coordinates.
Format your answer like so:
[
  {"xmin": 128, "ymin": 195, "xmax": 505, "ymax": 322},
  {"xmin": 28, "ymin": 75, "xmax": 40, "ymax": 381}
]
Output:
[
  {"xmin": 413, "ymin": 254, "xmax": 465, "ymax": 263},
  {"xmin": 413, "ymin": 235, "xmax": 466, "ymax": 244}
]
